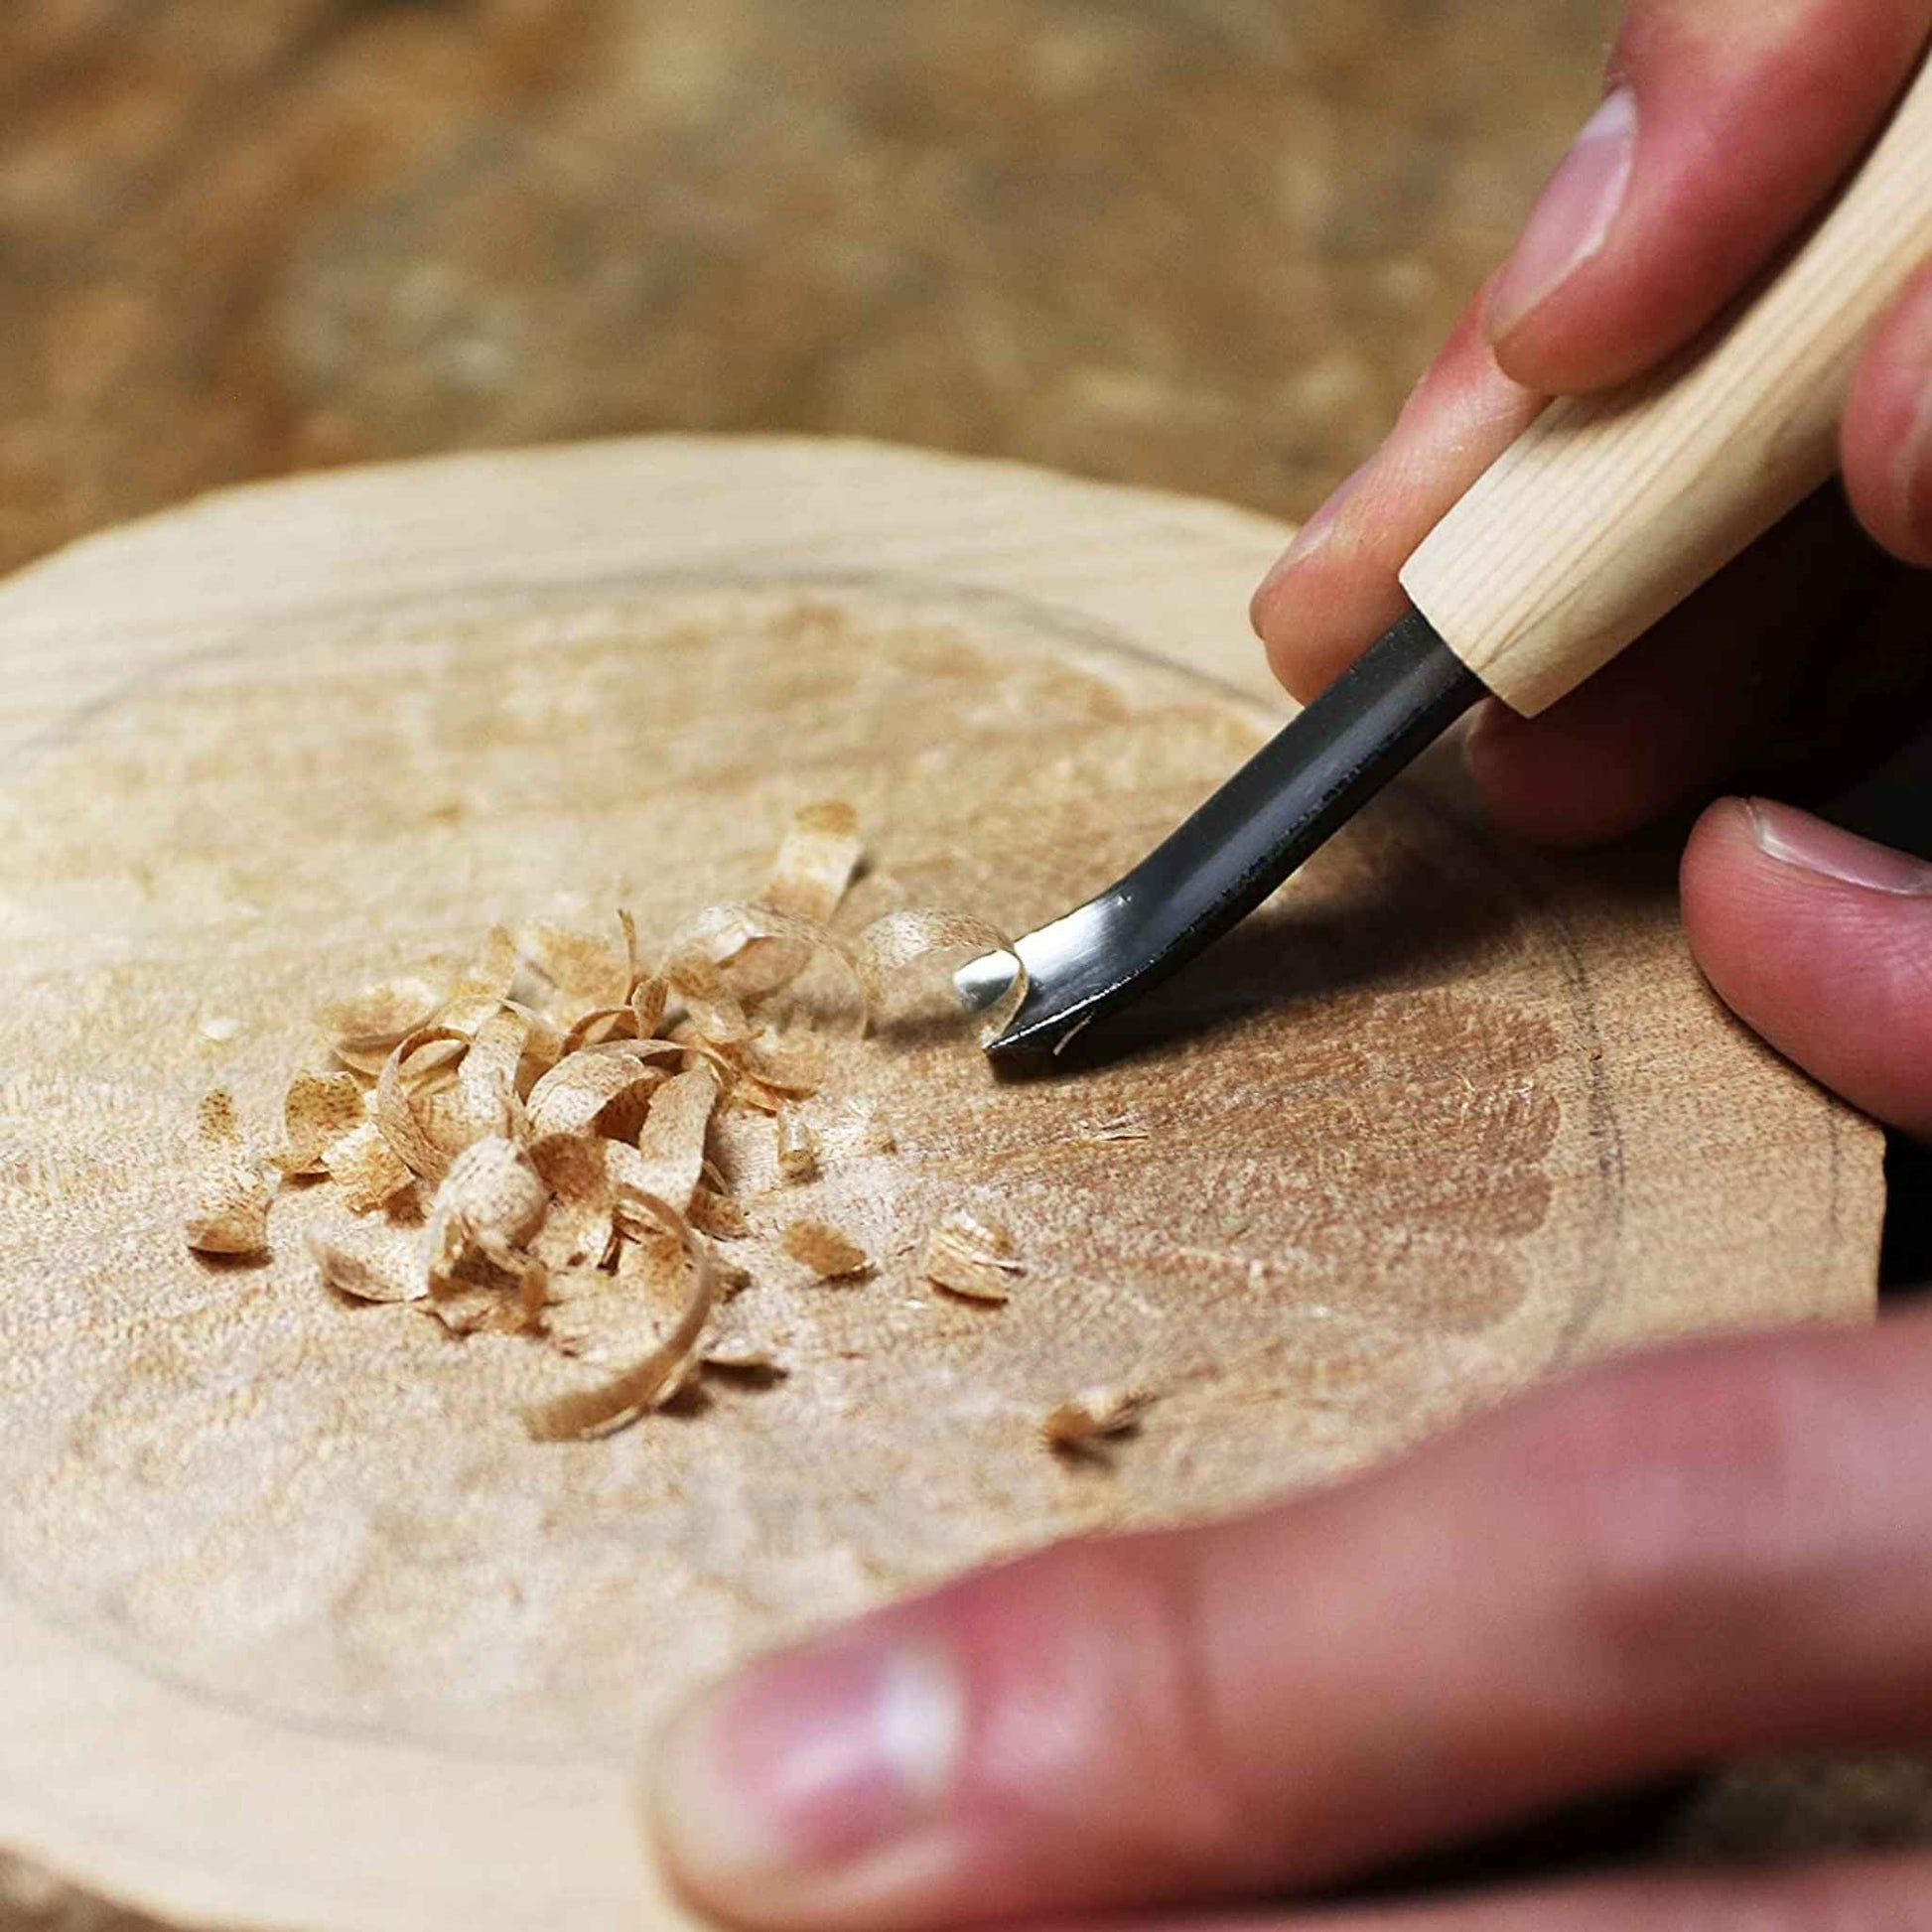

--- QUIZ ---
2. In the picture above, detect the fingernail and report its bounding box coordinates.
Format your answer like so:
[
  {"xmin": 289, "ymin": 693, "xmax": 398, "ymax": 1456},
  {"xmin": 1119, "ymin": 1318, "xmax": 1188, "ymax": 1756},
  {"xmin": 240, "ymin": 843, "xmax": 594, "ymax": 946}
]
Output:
[
  {"xmin": 1263, "ymin": 462, "xmax": 1369, "ymax": 589},
  {"xmin": 1746, "ymin": 798, "xmax": 1932, "ymax": 897},
  {"xmin": 650, "ymin": 1634, "xmax": 966, "ymax": 1885},
  {"xmin": 1487, "ymin": 86, "xmax": 1637, "ymax": 344}
]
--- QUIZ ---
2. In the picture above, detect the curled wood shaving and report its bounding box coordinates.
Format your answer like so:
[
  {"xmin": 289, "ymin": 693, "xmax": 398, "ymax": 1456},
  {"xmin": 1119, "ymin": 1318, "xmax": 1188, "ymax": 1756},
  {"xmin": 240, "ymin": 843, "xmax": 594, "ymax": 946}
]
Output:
[
  {"xmin": 316, "ymin": 977, "xmax": 441, "ymax": 1057},
  {"xmin": 689, "ymin": 1186, "xmax": 749, "ymax": 1239},
  {"xmin": 761, "ymin": 801, "xmax": 865, "ymax": 924},
  {"xmin": 921, "ymin": 1209, "xmax": 1024, "ymax": 1304},
  {"xmin": 528, "ymin": 1134, "xmax": 617, "ymax": 1274},
  {"xmin": 508, "ymin": 1001, "xmax": 568, "ymax": 1089},
  {"xmin": 520, "ymin": 919, "xmax": 632, "ymax": 1016},
  {"xmin": 736, "ymin": 1028, "xmax": 827, "ymax": 1097},
  {"xmin": 629, "ymin": 975, "xmax": 668, "ymax": 1039},
  {"xmin": 665, "ymin": 953, "xmax": 756, "ymax": 1049},
  {"xmin": 321, "ymin": 1119, "xmax": 415, "ymax": 1215},
  {"xmin": 526, "ymin": 1048, "xmax": 665, "ymax": 1141},
  {"xmin": 782, "ymin": 1219, "xmax": 871, "ymax": 1280},
  {"xmin": 183, "ymin": 1090, "xmax": 272, "ymax": 1257},
  {"xmin": 1041, "ymin": 1388, "xmax": 1156, "ymax": 1452},
  {"xmin": 614, "ymin": 1062, "xmax": 720, "ymax": 1218},
  {"xmin": 775, "ymin": 1108, "xmax": 817, "ymax": 1183},
  {"xmin": 439, "ymin": 925, "xmax": 517, "ymax": 1035},
  {"xmin": 855, "ymin": 909, "xmax": 1028, "ymax": 1046},
  {"xmin": 558, "ymin": 1006, "xmax": 639, "ymax": 1056},
  {"xmin": 525, "ymin": 1189, "xmax": 718, "ymax": 1441},
  {"xmin": 310, "ymin": 1217, "xmax": 428, "ymax": 1304},
  {"xmin": 280, "ymin": 1071, "xmax": 367, "ymax": 1177},
  {"xmin": 426, "ymin": 1136, "xmax": 550, "ymax": 1329},
  {"xmin": 374, "ymin": 1026, "xmax": 476, "ymax": 1183},
  {"xmin": 417, "ymin": 1007, "xmax": 529, "ymax": 1158},
  {"xmin": 665, "ymin": 900, "xmax": 863, "ymax": 1009}
]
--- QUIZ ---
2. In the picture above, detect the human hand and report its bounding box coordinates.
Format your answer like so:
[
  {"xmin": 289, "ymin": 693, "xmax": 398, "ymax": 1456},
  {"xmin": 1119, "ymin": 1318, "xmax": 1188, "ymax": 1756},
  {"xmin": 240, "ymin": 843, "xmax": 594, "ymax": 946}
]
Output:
[
  {"xmin": 642, "ymin": 9, "xmax": 1932, "ymax": 1926},
  {"xmin": 645, "ymin": 1306, "xmax": 1932, "ymax": 1930},
  {"xmin": 1248, "ymin": 0, "xmax": 1932, "ymax": 1138}
]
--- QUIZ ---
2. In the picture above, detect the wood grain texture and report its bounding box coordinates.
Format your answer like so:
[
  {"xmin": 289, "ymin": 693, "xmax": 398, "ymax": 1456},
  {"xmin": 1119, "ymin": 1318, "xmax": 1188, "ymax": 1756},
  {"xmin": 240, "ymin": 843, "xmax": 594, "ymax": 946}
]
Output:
[
  {"xmin": 0, "ymin": 439, "xmax": 1883, "ymax": 1928},
  {"xmin": 1404, "ymin": 46, "xmax": 1932, "ymax": 716}
]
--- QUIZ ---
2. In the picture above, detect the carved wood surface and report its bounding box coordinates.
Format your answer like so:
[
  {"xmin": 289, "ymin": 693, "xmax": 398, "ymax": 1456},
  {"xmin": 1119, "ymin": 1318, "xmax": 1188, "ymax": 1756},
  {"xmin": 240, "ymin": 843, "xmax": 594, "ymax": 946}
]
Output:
[{"xmin": 0, "ymin": 439, "xmax": 1884, "ymax": 1928}]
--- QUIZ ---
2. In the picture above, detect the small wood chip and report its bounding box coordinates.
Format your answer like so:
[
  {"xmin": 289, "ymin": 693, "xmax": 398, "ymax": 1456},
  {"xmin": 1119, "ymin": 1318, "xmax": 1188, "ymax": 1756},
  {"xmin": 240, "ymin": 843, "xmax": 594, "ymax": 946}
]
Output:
[
  {"xmin": 279, "ymin": 1070, "xmax": 367, "ymax": 1177},
  {"xmin": 316, "ymin": 977, "xmax": 441, "ymax": 1057},
  {"xmin": 688, "ymin": 1185, "xmax": 749, "ymax": 1239},
  {"xmin": 701, "ymin": 1335, "xmax": 783, "ymax": 1375},
  {"xmin": 921, "ymin": 1209, "xmax": 1023, "ymax": 1304},
  {"xmin": 183, "ymin": 1090, "xmax": 272, "ymax": 1257},
  {"xmin": 310, "ymin": 1217, "xmax": 428, "ymax": 1304},
  {"xmin": 1041, "ymin": 1387, "xmax": 1156, "ymax": 1452},
  {"xmin": 783, "ymin": 1218, "xmax": 871, "ymax": 1279},
  {"xmin": 775, "ymin": 1108, "xmax": 818, "ymax": 1183},
  {"xmin": 321, "ymin": 1118, "xmax": 414, "ymax": 1215}
]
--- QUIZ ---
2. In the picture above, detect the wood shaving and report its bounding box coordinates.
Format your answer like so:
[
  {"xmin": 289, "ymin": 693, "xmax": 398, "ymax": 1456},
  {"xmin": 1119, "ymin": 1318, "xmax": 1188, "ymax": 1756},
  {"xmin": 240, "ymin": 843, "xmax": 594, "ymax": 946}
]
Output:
[
  {"xmin": 736, "ymin": 1029, "xmax": 827, "ymax": 1097},
  {"xmin": 702, "ymin": 1336, "xmax": 782, "ymax": 1375},
  {"xmin": 426, "ymin": 1135, "xmax": 550, "ymax": 1329},
  {"xmin": 525, "ymin": 1190, "xmax": 718, "ymax": 1441},
  {"xmin": 782, "ymin": 1219, "xmax": 871, "ymax": 1280},
  {"xmin": 310, "ymin": 1217, "xmax": 428, "ymax": 1304},
  {"xmin": 629, "ymin": 975, "xmax": 668, "ymax": 1038},
  {"xmin": 527, "ymin": 1135, "xmax": 616, "ymax": 1274},
  {"xmin": 921, "ymin": 1209, "xmax": 1024, "ymax": 1304},
  {"xmin": 526, "ymin": 1048, "xmax": 664, "ymax": 1141},
  {"xmin": 373, "ymin": 1026, "xmax": 476, "ymax": 1183},
  {"xmin": 1041, "ymin": 1387, "xmax": 1157, "ymax": 1452},
  {"xmin": 558, "ymin": 1006, "xmax": 639, "ymax": 1055},
  {"xmin": 666, "ymin": 952, "xmax": 756, "ymax": 1048},
  {"xmin": 761, "ymin": 801, "xmax": 865, "ymax": 924},
  {"xmin": 664, "ymin": 900, "xmax": 862, "ymax": 1010},
  {"xmin": 190, "ymin": 801, "xmax": 1056, "ymax": 1449},
  {"xmin": 856, "ymin": 908, "xmax": 1028, "ymax": 1046},
  {"xmin": 438, "ymin": 925, "xmax": 517, "ymax": 1035},
  {"xmin": 416, "ymin": 1007, "xmax": 529, "ymax": 1157},
  {"xmin": 615, "ymin": 1063, "xmax": 720, "ymax": 1218},
  {"xmin": 316, "ymin": 977, "xmax": 441, "ymax": 1058},
  {"xmin": 689, "ymin": 1186, "xmax": 749, "ymax": 1239},
  {"xmin": 279, "ymin": 1071, "xmax": 367, "ymax": 1177},
  {"xmin": 775, "ymin": 1108, "xmax": 817, "ymax": 1183},
  {"xmin": 519, "ymin": 918, "xmax": 632, "ymax": 1020},
  {"xmin": 183, "ymin": 1090, "xmax": 272, "ymax": 1257},
  {"xmin": 321, "ymin": 1119, "xmax": 415, "ymax": 1215}
]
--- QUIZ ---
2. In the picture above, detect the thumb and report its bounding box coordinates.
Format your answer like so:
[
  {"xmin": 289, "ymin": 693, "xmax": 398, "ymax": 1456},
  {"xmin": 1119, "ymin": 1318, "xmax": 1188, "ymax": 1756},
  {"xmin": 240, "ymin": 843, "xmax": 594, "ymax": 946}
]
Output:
[{"xmin": 1682, "ymin": 796, "xmax": 1932, "ymax": 1138}]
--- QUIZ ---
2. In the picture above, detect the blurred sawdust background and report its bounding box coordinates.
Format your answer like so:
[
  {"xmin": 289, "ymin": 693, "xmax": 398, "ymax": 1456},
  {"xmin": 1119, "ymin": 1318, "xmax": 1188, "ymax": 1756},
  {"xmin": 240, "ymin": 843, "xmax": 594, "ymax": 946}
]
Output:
[
  {"xmin": 0, "ymin": 0, "xmax": 1620, "ymax": 575},
  {"xmin": 3, "ymin": 0, "xmax": 1929, "ymax": 1893}
]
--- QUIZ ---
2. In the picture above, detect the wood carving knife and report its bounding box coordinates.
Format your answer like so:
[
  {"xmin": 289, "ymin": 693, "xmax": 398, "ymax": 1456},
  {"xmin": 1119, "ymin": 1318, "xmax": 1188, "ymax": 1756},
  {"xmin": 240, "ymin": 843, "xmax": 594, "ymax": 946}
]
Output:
[{"xmin": 963, "ymin": 48, "xmax": 1932, "ymax": 1062}]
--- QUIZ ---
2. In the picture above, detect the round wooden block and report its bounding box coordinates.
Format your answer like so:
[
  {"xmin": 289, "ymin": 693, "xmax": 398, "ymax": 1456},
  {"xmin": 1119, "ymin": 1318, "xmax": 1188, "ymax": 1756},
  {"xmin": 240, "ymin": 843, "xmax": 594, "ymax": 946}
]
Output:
[{"xmin": 0, "ymin": 440, "xmax": 1881, "ymax": 1930}]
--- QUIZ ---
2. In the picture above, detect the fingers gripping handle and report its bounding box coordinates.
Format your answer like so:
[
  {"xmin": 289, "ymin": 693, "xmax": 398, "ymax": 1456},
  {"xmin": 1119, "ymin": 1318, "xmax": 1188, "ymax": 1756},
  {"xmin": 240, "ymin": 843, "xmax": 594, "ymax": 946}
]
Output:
[{"xmin": 1399, "ymin": 47, "xmax": 1932, "ymax": 719}]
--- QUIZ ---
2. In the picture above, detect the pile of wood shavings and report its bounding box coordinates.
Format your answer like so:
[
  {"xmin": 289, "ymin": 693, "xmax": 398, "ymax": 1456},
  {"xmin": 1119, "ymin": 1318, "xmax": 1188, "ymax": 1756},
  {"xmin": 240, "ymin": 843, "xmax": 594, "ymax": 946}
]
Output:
[{"xmin": 181, "ymin": 803, "xmax": 1128, "ymax": 1449}]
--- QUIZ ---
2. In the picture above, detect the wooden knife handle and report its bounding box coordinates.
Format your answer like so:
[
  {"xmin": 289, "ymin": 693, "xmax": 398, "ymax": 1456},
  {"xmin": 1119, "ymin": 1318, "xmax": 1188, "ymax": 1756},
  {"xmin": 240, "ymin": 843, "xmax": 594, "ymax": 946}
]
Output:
[{"xmin": 1399, "ymin": 49, "xmax": 1932, "ymax": 718}]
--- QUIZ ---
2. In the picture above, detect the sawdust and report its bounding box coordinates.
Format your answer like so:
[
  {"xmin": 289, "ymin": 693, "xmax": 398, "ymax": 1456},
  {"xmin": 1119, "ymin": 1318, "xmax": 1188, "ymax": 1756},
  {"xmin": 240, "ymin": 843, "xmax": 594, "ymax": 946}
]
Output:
[{"xmin": 179, "ymin": 802, "xmax": 1044, "ymax": 1439}]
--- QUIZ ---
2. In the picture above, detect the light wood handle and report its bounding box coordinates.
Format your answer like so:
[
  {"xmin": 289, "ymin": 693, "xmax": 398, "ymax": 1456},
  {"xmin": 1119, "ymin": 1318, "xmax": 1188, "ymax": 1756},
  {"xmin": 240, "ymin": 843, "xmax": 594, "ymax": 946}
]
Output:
[{"xmin": 1399, "ymin": 49, "xmax": 1932, "ymax": 718}]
